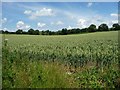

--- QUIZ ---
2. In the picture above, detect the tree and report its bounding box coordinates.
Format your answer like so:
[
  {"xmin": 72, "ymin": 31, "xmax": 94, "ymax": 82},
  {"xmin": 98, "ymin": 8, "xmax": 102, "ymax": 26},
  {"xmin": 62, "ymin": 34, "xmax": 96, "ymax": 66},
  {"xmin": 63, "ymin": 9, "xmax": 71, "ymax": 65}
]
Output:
[
  {"xmin": 34, "ymin": 30, "xmax": 39, "ymax": 35},
  {"xmin": 28, "ymin": 28, "xmax": 34, "ymax": 35},
  {"xmin": 81, "ymin": 28, "xmax": 88, "ymax": 33},
  {"xmin": 61, "ymin": 28, "xmax": 67, "ymax": 35},
  {"xmin": 98, "ymin": 24, "xmax": 109, "ymax": 31},
  {"xmin": 45, "ymin": 30, "xmax": 50, "ymax": 35},
  {"xmin": 112, "ymin": 23, "xmax": 120, "ymax": 30},
  {"xmin": 16, "ymin": 29, "xmax": 23, "ymax": 34},
  {"xmin": 0, "ymin": 30, "xmax": 4, "ymax": 34},
  {"xmin": 41, "ymin": 31, "xmax": 45, "ymax": 35},
  {"xmin": 88, "ymin": 24, "xmax": 96, "ymax": 32},
  {"xmin": 4, "ymin": 30, "xmax": 9, "ymax": 34}
]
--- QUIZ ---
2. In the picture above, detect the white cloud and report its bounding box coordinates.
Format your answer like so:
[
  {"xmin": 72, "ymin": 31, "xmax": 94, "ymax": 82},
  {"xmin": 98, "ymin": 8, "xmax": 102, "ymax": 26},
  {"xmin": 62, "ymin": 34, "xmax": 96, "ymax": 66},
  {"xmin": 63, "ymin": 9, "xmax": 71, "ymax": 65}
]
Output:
[
  {"xmin": 2, "ymin": 18, "xmax": 7, "ymax": 23},
  {"xmin": 24, "ymin": 8, "xmax": 55, "ymax": 20},
  {"xmin": 36, "ymin": 8, "xmax": 54, "ymax": 16},
  {"xmin": 0, "ymin": 27, "xmax": 8, "ymax": 31},
  {"xmin": 3, "ymin": 28, "xmax": 8, "ymax": 31},
  {"xmin": 110, "ymin": 13, "xmax": 118, "ymax": 17},
  {"xmin": 67, "ymin": 25, "xmax": 80, "ymax": 30},
  {"xmin": 51, "ymin": 22, "xmax": 54, "ymax": 25},
  {"xmin": 24, "ymin": 10, "xmax": 32, "ymax": 15},
  {"xmin": 56, "ymin": 21, "xmax": 64, "ymax": 25},
  {"xmin": 37, "ymin": 22, "xmax": 46, "ymax": 28},
  {"xmin": 51, "ymin": 21, "xmax": 64, "ymax": 26},
  {"xmin": 77, "ymin": 19, "xmax": 88, "ymax": 28},
  {"xmin": 107, "ymin": 20, "xmax": 118, "ymax": 27},
  {"xmin": 111, "ymin": 20, "xmax": 118, "ymax": 23},
  {"xmin": 87, "ymin": 2, "xmax": 93, "ymax": 7},
  {"xmin": 78, "ymin": 19, "xmax": 86, "ymax": 25},
  {"xmin": 16, "ymin": 21, "xmax": 30, "ymax": 30},
  {"xmin": 76, "ymin": 14, "xmax": 117, "ymax": 28},
  {"xmin": 67, "ymin": 26, "xmax": 76, "ymax": 29},
  {"xmin": 67, "ymin": 26, "xmax": 72, "ymax": 29}
]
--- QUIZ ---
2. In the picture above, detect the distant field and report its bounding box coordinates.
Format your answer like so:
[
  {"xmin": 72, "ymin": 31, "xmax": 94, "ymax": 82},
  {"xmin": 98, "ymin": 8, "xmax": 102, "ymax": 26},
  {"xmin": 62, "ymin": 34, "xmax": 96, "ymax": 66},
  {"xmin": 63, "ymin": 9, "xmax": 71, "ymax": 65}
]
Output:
[
  {"xmin": 2, "ymin": 31, "xmax": 119, "ymax": 88},
  {"xmin": 3, "ymin": 31, "xmax": 118, "ymax": 46}
]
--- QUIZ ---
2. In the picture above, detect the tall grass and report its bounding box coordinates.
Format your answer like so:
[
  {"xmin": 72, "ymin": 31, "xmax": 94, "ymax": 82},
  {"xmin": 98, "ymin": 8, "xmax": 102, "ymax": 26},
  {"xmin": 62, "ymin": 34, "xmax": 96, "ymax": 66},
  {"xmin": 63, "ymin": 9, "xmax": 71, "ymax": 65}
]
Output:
[{"xmin": 2, "ymin": 31, "xmax": 120, "ymax": 88}]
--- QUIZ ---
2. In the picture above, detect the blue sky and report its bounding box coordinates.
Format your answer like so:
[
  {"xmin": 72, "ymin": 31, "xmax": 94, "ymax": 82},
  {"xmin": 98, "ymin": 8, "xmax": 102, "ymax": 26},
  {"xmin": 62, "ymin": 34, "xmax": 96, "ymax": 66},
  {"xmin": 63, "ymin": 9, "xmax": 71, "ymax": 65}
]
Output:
[{"xmin": 2, "ymin": 2, "xmax": 118, "ymax": 31}]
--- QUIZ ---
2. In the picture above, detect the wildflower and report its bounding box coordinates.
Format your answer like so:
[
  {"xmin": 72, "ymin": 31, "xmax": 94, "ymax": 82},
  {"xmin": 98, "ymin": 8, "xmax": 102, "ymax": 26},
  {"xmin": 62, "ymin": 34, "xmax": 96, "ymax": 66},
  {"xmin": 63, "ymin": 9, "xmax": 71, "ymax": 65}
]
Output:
[
  {"xmin": 76, "ymin": 76, "xmax": 80, "ymax": 79},
  {"xmin": 66, "ymin": 71, "xmax": 72, "ymax": 75},
  {"xmin": 5, "ymin": 39, "xmax": 8, "ymax": 41}
]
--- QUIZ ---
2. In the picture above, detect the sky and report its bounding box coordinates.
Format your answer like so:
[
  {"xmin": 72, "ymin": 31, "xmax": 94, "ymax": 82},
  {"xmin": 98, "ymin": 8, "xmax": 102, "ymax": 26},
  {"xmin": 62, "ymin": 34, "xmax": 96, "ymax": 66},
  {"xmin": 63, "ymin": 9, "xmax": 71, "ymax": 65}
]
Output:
[{"xmin": 1, "ymin": 2, "xmax": 118, "ymax": 31}]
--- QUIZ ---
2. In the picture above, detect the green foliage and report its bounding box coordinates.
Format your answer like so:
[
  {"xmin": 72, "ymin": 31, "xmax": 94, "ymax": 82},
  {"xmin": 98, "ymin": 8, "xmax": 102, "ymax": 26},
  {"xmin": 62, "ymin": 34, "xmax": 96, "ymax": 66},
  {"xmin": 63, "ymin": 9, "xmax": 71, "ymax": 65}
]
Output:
[
  {"xmin": 88, "ymin": 24, "xmax": 96, "ymax": 32},
  {"xmin": 98, "ymin": 24, "xmax": 109, "ymax": 31},
  {"xmin": 1, "ymin": 23, "xmax": 120, "ymax": 35},
  {"xmin": 3, "ymin": 58, "xmax": 73, "ymax": 88},
  {"xmin": 16, "ymin": 29, "xmax": 23, "ymax": 34},
  {"xmin": 2, "ymin": 31, "xmax": 119, "ymax": 88},
  {"xmin": 75, "ymin": 67, "xmax": 119, "ymax": 88}
]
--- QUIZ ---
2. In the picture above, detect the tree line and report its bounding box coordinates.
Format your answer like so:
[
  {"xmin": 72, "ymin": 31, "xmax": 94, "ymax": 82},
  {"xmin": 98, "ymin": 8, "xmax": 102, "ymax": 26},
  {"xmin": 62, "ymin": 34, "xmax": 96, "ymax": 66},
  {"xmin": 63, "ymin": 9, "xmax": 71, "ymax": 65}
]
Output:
[{"xmin": 1, "ymin": 23, "xmax": 120, "ymax": 35}]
